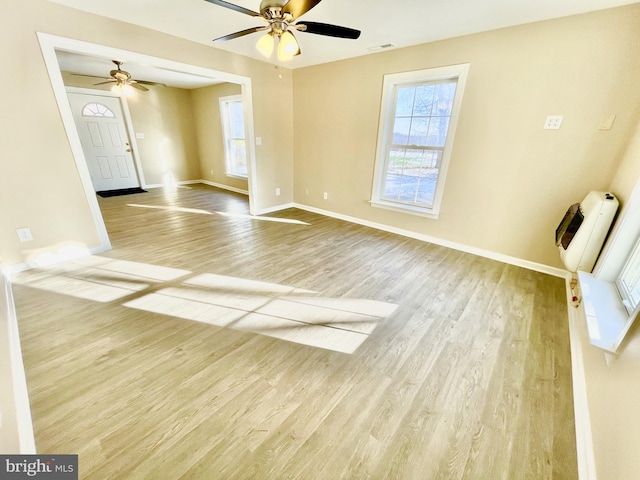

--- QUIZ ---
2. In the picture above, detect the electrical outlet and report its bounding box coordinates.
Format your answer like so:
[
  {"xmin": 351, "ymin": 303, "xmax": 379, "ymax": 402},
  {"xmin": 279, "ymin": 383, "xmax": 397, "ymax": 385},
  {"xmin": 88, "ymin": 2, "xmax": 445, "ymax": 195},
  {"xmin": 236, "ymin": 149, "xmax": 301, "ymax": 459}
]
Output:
[
  {"xmin": 323, "ymin": 192, "xmax": 328, "ymax": 200},
  {"xmin": 544, "ymin": 115, "xmax": 563, "ymax": 130},
  {"xmin": 16, "ymin": 227, "xmax": 33, "ymax": 242},
  {"xmin": 255, "ymin": 137, "xmax": 262, "ymax": 146},
  {"xmin": 305, "ymin": 187, "xmax": 309, "ymax": 196},
  {"xmin": 276, "ymin": 188, "xmax": 281, "ymax": 196},
  {"xmin": 210, "ymin": 169, "xmax": 214, "ymax": 175}
]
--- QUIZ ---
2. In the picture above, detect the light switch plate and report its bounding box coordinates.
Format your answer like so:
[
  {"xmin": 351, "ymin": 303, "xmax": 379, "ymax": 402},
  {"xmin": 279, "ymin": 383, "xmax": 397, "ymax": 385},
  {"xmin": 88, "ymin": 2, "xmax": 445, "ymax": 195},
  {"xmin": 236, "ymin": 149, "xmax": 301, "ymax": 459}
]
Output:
[
  {"xmin": 544, "ymin": 115, "xmax": 563, "ymax": 130},
  {"xmin": 598, "ymin": 115, "xmax": 616, "ymax": 130},
  {"xmin": 16, "ymin": 227, "xmax": 33, "ymax": 242}
]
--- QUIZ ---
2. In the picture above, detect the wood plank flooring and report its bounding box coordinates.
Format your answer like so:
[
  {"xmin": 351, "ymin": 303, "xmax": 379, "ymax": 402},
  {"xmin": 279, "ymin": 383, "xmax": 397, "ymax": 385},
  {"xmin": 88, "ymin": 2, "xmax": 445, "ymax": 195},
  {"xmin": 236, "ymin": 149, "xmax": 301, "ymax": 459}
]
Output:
[{"xmin": 12, "ymin": 184, "xmax": 577, "ymax": 479}]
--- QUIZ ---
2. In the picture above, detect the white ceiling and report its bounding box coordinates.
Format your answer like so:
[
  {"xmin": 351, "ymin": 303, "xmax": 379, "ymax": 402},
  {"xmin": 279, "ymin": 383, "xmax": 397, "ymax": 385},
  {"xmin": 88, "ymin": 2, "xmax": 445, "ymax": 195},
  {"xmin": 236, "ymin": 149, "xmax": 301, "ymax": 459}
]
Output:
[{"xmin": 50, "ymin": 0, "xmax": 638, "ymax": 86}]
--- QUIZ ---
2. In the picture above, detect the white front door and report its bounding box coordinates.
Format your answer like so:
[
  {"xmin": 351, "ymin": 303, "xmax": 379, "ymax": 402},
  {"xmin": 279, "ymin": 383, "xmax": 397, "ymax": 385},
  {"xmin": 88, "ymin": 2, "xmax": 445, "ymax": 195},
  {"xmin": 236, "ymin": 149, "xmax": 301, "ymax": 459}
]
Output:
[{"xmin": 68, "ymin": 92, "xmax": 140, "ymax": 192}]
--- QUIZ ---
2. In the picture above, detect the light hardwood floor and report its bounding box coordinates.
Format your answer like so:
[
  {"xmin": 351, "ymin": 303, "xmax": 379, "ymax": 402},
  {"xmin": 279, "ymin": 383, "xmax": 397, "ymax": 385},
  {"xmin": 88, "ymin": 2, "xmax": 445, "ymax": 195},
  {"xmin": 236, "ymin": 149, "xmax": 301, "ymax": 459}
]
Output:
[{"xmin": 12, "ymin": 184, "xmax": 577, "ymax": 479}]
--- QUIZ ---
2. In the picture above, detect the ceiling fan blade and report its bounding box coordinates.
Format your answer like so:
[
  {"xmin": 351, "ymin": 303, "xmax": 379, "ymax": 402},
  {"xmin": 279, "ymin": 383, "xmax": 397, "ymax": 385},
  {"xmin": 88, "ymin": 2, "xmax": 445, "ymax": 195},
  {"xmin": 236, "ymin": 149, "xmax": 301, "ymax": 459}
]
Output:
[
  {"xmin": 282, "ymin": 0, "xmax": 322, "ymax": 20},
  {"xmin": 71, "ymin": 73, "xmax": 111, "ymax": 80},
  {"xmin": 213, "ymin": 26, "xmax": 266, "ymax": 42},
  {"xmin": 296, "ymin": 21, "xmax": 361, "ymax": 39},
  {"xmin": 136, "ymin": 80, "xmax": 167, "ymax": 87},
  {"xmin": 203, "ymin": 0, "xmax": 260, "ymax": 17},
  {"xmin": 93, "ymin": 80, "xmax": 117, "ymax": 85},
  {"xmin": 130, "ymin": 83, "xmax": 149, "ymax": 91}
]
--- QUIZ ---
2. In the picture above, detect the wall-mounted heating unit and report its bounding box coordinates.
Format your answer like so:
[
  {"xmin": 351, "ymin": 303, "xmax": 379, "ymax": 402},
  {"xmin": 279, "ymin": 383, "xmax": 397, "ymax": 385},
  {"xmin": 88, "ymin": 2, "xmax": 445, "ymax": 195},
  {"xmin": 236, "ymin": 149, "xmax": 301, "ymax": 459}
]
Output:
[{"xmin": 556, "ymin": 191, "xmax": 618, "ymax": 272}]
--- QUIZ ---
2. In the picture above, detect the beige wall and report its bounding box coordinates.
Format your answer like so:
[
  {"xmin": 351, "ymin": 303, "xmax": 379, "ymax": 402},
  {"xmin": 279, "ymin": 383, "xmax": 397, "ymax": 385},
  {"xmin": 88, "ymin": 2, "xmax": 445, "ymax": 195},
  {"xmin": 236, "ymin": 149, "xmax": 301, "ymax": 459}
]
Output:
[
  {"xmin": 191, "ymin": 82, "xmax": 248, "ymax": 191},
  {"xmin": 0, "ymin": 0, "xmax": 293, "ymax": 265},
  {"xmin": 126, "ymin": 85, "xmax": 200, "ymax": 185},
  {"xmin": 292, "ymin": 4, "xmax": 640, "ymax": 268}
]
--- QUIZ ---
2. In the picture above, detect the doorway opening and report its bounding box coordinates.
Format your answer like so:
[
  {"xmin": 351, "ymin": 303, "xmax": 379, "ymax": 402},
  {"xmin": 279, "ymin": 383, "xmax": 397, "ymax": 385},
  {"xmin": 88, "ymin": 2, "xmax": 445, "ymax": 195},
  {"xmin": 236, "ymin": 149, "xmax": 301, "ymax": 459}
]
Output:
[{"xmin": 37, "ymin": 33, "xmax": 258, "ymax": 253}]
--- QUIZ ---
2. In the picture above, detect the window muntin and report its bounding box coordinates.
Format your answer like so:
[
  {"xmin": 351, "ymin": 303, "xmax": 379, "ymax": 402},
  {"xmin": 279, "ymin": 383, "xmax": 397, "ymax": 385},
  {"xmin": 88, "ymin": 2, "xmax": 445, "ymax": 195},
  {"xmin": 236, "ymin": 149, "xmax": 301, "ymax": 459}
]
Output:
[
  {"xmin": 219, "ymin": 95, "xmax": 247, "ymax": 178},
  {"xmin": 371, "ymin": 64, "xmax": 469, "ymax": 218}
]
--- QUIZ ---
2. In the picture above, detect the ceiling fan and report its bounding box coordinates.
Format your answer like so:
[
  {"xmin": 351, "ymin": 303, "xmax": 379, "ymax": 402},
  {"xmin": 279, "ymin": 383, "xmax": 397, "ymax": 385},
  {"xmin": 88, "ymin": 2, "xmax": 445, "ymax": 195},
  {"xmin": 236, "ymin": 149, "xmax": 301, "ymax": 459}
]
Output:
[
  {"xmin": 205, "ymin": 0, "xmax": 361, "ymax": 61},
  {"xmin": 75, "ymin": 60, "xmax": 165, "ymax": 92}
]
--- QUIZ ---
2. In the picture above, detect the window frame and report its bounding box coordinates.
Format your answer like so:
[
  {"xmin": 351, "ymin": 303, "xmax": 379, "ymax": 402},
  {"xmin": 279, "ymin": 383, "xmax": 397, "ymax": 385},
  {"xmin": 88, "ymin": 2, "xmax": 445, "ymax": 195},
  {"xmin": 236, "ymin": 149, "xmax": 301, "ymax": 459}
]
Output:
[
  {"xmin": 616, "ymin": 235, "xmax": 640, "ymax": 316},
  {"xmin": 219, "ymin": 94, "xmax": 248, "ymax": 179},
  {"xmin": 370, "ymin": 63, "xmax": 470, "ymax": 219}
]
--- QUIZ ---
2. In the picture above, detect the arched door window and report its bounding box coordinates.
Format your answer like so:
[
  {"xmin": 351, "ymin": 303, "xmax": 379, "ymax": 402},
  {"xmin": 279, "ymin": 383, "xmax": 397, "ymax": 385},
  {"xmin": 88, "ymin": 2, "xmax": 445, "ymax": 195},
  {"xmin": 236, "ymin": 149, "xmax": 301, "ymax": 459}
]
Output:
[{"xmin": 81, "ymin": 102, "xmax": 115, "ymax": 118}]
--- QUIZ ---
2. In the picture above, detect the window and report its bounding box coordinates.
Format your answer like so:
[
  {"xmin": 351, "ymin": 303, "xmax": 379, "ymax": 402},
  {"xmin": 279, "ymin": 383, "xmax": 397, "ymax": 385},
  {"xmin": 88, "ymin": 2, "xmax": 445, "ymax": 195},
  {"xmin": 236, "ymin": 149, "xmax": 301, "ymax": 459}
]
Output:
[
  {"xmin": 617, "ymin": 234, "xmax": 640, "ymax": 315},
  {"xmin": 219, "ymin": 95, "xmax": 247, "ymax": 178},
  {"xmin": 82, "ymin": 102, "xmax": 115, "ymax": 118},
  {"xmin": 371, "ymin": 64, "xmax": 469, "ymax": 218}
]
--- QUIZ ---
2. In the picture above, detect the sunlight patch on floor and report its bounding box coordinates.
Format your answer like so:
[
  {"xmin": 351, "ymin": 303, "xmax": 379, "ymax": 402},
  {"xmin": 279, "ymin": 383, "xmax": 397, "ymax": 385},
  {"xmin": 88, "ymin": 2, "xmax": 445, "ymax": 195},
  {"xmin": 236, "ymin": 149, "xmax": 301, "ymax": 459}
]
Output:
[
  {"xmin": 12, "ymin": 256, "xmax": 397, "ymax": 354},
  {"xmin": 125, "ymin": 203, "xmax": 310, "ymax": 225},
  {"xmin": 11, "ymin": 257, "xmax": 190, "ymax": 303},
  {"xmin": 216, "ymin": 211, "xmax": 310, "ymax": 225},
  {"xmin": 127, "ymin": 203, "xmax": 214, "ymax": 216}
]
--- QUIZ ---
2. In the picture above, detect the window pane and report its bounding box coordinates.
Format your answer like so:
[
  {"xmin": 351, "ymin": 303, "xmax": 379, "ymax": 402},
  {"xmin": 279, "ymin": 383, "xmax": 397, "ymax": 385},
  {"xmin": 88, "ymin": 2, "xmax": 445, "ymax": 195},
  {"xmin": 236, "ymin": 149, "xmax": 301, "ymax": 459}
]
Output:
[
  {"xmin": 82, "ymin": 102, "xmax": 115, "ymax": 118},
  {"xmin": 392, "ymin": 117, "xmax": 411, "ymax": 145},
  {"xmin": 415, "ymin": 151, "xmax": 441, "ymax": 206},
  {"xmin": 382, "ymin": 148, "xmax": 441, "ymax": 207},
  {"xmin": 409, "ymin": 117, "xmax": 428, "ymax": 146},
  {"xmin": 433, "ymin": 82, "xmax": 457, "ymax": 116},
  {"xmin": 395, "ymin": 87, "xmax": 415, "ymax": 116},
  {"xmin": 386, "ymin": 147, "xmax": 406, "ymax": 175},
  {"xmin": 220, "ymin": 96, "xmax": 247, "ymax": 178},
  {"xmin": 427, "ymin": 117, "xmax": 450, "ymax": 147},
  {"xmin": 229, "ymin": 139, "xmax": 247, "ymax": 175},
  {"xmin": 413, "ymin": 84, "xmax": 435, "ymax": 116}
]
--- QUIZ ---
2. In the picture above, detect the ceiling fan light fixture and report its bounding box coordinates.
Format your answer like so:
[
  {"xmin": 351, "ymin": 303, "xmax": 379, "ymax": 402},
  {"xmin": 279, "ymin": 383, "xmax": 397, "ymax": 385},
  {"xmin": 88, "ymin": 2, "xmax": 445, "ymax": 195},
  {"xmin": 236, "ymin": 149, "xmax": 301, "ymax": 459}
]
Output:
[
  {"xmin": 111, "ymin": 82, "xmax": 134, "ymax": 97},
  {"xmin": 256, "ymin": 32, "xmax": 275, "ymax": 57},
  {"xmin": 277, "ymin": 30, "xmax": 299, "ymax": 61}
]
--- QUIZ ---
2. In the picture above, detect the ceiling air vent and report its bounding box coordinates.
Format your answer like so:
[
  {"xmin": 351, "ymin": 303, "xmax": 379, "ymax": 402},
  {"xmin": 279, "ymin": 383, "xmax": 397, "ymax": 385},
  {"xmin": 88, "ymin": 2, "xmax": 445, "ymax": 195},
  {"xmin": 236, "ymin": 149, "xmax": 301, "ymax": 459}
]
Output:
[{"xmin": 368, "ymin": 43, "xmax": 395, "ymax": 52}]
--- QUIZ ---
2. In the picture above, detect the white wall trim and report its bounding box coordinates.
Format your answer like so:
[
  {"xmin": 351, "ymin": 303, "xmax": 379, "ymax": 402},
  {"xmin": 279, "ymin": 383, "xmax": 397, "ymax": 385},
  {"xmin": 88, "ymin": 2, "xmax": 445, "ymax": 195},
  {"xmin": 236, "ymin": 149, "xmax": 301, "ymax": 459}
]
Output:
[
  {"xmin": 1, "ymin": 272, "xmax": 36, "ymax": 454},
  {"xmin": 291, "ymin": 203, "xmax": 568, "ymax": 278},
  {"xmin": 255, "ymin": 202, "xmax": 296, "ymax": 215},
  {"xmin": 193, "ymin": 180, "xmax": 249, "ymax": 196},
  {"xmin": 565, "ymin": 277, "xmax": 598, "ymax": 480},
  {"xmin": 36, "ymin": 32, "xmax": 260, "ymax": 241},
  {"xmin": 38, "ymin": 35, "xmax": 112, "ymax": 252}
]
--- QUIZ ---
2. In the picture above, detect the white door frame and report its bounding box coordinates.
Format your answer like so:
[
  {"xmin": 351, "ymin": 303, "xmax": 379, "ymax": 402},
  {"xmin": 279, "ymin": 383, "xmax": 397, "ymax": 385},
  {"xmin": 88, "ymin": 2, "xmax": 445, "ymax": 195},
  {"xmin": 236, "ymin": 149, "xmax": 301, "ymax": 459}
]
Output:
[
  {"xmin": 66, "ymin": 87, "xmax": 147, "ymax": 192},
  {"xmin": 37, "ymin": 32, "xmax": 258, "ymax": 254}
]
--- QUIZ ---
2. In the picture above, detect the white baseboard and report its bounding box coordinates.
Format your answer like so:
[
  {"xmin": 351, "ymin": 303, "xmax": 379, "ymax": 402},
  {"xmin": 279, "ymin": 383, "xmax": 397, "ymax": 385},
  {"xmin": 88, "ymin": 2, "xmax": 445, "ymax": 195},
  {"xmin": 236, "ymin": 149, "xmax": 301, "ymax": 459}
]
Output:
[
  {"xmin": 292, "ymin": 203, "xmax": 568, "ymax": 278},
  {"xmin": 565, "ymin": 278, "xmax": 597, "ymax": 480},
  {"xmin": 255, "ymin": 202, "xmax": 295, "ymax": 215},
  {"xmin": 1, "ymin": 272, "xmax": 36, "ymax": 454},
  {"xmin": 189, "ymin": 180, "xmax": 249, "ymax": 196}
]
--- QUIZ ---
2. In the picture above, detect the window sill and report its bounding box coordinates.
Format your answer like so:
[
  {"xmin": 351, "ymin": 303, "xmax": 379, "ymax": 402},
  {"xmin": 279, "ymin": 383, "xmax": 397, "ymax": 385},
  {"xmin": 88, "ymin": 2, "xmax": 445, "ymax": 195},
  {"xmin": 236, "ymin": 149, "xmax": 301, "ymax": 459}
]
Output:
[
  {"xmin": 577, "ymin": 270, "xmax": 632, "ymax": 353},
  {"xmin": 370, "ymin": 200, "xmax": 439, "ymax": 219}
]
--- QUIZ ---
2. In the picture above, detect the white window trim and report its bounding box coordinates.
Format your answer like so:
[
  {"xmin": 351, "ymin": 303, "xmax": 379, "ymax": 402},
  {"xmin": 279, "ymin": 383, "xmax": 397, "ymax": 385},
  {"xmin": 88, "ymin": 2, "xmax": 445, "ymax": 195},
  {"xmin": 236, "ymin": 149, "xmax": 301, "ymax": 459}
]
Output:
[
  {"xmin": 219, "ymin": 94, "xmax": 247, "ymax": 179},
  {"xmin": 370, "ymin": 63, "xmax": 470, "ymax": 219}
]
